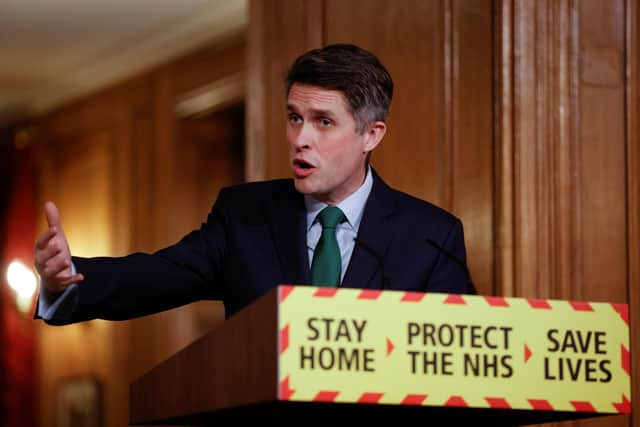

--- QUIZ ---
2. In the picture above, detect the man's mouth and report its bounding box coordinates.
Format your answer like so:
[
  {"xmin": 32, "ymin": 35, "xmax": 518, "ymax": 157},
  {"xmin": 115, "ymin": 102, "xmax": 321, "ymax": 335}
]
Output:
[{"xmin": 293, "ymin": 159, "xmax": 316, "ymax": 177}]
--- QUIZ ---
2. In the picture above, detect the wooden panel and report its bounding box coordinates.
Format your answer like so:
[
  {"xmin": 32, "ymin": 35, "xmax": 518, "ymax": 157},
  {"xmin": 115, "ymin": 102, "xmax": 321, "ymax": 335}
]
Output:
[
  {"xmin": 172, "ymin": 105, "xmax": 244, "ymax": 239},
  {"xmin": 247, "ymin": 0, "xmax": 324, "ymax": 182},
  {"xmin": 572, "ymin": 1, "xmax": 629, "ymax": 415},
  {"xmin": 261, "ymin": 0, "xmax": 323, "ymax": 179},
  {"xmin": 627, "ymin": 0, "xmax": 639, "ymax": 424},
  {"xmin": 128, "ymin": 105, "xmax": 155, "ymax": 252},
  {"xmin": 33, "ymin": 36, "xmax": 247, "ymax": 427},
  {"xmin": 126, "ymin": 40, "xmax": 246, "ymax": 384},
  {"xmin": 578, "ymin": 0, "xmax": 627, "ymax": 304},
  {"xmin": 450, "ymin": 0, "xmax": 494, "ymax": 296},
  {"xmin": 246, "ymin": 0, "xmax": 267, "ymax": 182},
  {"xmin": 326, "ymin": 0, "xmax": 446, "ymax": 205},
  {"xmin": 495, "ymin": 0, "xmax": 516, "ymax": 297},
  {"xmin": 552, "ymin": 0, "xmax": 580, "ymax": 302},
  {"xmin": 35, "ymin": 126, "xmax": 128, "ymax": 427},
  {"xmin": 498, "ymin": 0, "xmax": 583, "ymax": 303},
  {"xmin": 324, "ymin": 0, "xmax": 494, "ymax": 295},
  {"xmin": 130, "ymin": 288, "xmax": 278, "ymax": 425},
  {"xmin": 512, "ymin": 0, "xmax": 539, "ymax": 298},
  {"xmin": 496, "ymin": 1, "xmax": 633, "ymax": 426},
  {"xmin": 170, "ymin": 36, "xmax": 245, "ymax": 96}
]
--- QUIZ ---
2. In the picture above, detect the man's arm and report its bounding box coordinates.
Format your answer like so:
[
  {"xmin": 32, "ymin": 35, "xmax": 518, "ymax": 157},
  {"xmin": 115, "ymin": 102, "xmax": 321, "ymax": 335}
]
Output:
[{"xmin": 33, "ymin": 197, "xmax": 227, "ymax": 325}]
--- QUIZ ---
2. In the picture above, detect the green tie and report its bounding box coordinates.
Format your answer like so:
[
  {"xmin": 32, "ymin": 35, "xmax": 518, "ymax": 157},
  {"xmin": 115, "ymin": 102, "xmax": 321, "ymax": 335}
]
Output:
[{"xmin": 310, "ymin": 206, "xmax": 345, "ymax": 287}]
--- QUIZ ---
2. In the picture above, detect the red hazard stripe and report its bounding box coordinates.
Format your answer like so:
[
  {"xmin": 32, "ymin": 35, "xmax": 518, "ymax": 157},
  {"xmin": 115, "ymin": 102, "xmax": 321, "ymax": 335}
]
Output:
[
  {"xmin": 612, "ymin": 303, "xmax": 629, "ymax": 325},
  {"xmin": 571, "ymin": 401, "xmax": 596, "ymax": 412},
  {"xmin": 444, "ymin": 295, "xmax": 467, "ymax": 305},
  {"xmin": 527, "ymin": 299, "xmax": 552, "ymax": 309},
  {"xmin": 444, "ymin": 396, "xmax": 468, "ymax": 407},
  {"xmin": 485, "ymin": 397, "xmax": 511, "ymax": 409},
  {"xmin": 357, "ymin": 392, "xmax": 384, "ymax": 404},
  {"xmin": 401, "ymin": 291, "xmax": 426, "ymax": 302},
  {"xmin": 279, "ymin": 376, "xmax": 294, "ymax": 400},
  {"xmin": 570, "ymin": 301, "xmax": 594, "ymax": 311},
  {"xmin": 313, "ymin": 288, "xmax": 339, "ymax": 298},
  {"xmin": 401, "ymin": 394, "xmax": 428, "ymax": 405},
  {"xmin": 279, "ymin": 285, "xmax": 295, "ymax": 302},
  {"xmin": 280, "ymin": 324, "xmax": 289, "ymax": 354},
  {"xmin": 357, "ymin": 289, "xmax": 382, "ymax": 300},
  {"xmin": 314, "ymin": 391, "xmax": 340, "ymax": 402},
  {"xmin": 613, "ymin": 394, "xmax": 631, "ymax": 413},
  {"xmin": 621, "ymin": 344, "xmax": 630, "ymax": 376},
  {"xmin": 484, "ymin": 296, "xmax": 509, "ymax": 307},
  {"xmin": 528, "ymin": 399, "xmax": 554, "ymax": 410}
]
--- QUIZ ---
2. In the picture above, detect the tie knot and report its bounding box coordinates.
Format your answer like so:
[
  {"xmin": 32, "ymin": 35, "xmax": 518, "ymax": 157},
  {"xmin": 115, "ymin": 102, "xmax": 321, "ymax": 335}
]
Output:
[{"xmin": 318, "ymin": 206, "xmax": 345, "ymax": 229}]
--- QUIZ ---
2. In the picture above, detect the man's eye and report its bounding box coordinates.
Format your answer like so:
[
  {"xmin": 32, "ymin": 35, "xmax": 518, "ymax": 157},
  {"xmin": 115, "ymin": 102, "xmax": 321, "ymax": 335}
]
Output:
[
  {"xmin": 319, "ymin": 118, "xmax": 332, "ymax": 127},
  {"xmin": 289, "ymin": 114, "xmax": 302, "ymax": 124}
]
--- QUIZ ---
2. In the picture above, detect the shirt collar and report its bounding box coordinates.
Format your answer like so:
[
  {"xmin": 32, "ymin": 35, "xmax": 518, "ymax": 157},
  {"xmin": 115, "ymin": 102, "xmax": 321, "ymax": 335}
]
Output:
[{"xmin": 304, "ymin": 166, "xmax": 374, "ymax": 231}]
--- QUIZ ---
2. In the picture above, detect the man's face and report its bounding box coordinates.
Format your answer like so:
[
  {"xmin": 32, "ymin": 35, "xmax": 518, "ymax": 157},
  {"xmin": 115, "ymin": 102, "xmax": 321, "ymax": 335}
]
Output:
[{"xmin": 286, "ymin": 83, "xmax": 385, "ymax": 205}]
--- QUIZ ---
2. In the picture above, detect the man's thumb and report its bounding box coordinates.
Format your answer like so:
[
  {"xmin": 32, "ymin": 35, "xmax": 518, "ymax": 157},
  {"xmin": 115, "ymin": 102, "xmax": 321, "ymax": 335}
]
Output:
[{"xmin": 45, "ymin": 201, "xmax": 61, "ymax": 228}]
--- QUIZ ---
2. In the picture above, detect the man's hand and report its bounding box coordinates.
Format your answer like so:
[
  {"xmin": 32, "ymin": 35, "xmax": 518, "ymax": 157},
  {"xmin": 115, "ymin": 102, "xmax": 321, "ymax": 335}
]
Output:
[{"xmin": 34, "ymin": 202, "xmax": 84, "ymax": 292}]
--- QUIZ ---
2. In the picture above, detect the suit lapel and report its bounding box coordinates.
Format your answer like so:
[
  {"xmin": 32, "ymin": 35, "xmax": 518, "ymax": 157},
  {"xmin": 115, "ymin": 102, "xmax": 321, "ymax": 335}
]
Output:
[
  {"xmin": 342, "ymin": 172, "xmax": 395, "ymax": 289},
  {"xmin": 268, "ymin": 186, "xmax": 310, "ymax": 286}
]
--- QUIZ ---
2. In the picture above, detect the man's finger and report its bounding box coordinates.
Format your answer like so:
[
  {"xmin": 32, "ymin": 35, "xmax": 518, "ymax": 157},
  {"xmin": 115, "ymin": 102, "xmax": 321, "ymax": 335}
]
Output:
[
  {"xmin": 35, "ymin": 228, "xmax": 57, "ymax": 250},
  {"xmin": 34, "ymin": 243, "xmax": 63, "ymax": 267},
  {"xmin": 46, "ymin": 254, "xmax": 71, "ymax": 278},
  {"xmin": 45, "ymin": 201, "xmax": 61, "ymax": 228},
  {"xmin": 58, "ymin": 274, "xmax": 84, "ymax": 287},
  {"xmin": 44, "ymin": 273, "xmax": 83, "ymax": 293}
]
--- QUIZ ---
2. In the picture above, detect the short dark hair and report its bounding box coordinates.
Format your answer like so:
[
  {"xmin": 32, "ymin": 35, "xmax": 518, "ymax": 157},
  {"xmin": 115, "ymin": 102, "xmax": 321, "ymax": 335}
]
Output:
[{"xmin": 285, "ymin": 44, "xmax": 394, "ymax": 134}]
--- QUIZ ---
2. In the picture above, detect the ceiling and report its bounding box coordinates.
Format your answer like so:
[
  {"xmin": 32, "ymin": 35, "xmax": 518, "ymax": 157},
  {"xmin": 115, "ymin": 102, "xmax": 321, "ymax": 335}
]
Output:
[{"xmin": 0, "ymin": 0, "xmax": 247, "ymax": 127}]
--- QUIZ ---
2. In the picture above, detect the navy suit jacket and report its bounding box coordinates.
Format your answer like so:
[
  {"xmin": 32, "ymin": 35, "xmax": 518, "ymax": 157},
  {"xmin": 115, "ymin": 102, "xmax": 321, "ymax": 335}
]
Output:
[{"xmin": 43, "ymin": 171, "xmax": 473, "ymax": 325}]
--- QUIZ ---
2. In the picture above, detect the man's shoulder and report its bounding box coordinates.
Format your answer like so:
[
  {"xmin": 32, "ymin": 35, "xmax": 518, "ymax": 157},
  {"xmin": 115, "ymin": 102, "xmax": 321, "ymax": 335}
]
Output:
[
  {"xmin": 222, "ymin": 178, "xmax": 295, "ymax": 195},
  {"xmin": 215, "ymin": 178, "xmax": 298, "ymax": 208}
]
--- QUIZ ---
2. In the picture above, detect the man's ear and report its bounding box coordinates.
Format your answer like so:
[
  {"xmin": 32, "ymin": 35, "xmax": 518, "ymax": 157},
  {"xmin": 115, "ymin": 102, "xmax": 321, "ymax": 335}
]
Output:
[{"xmin": 363, "ymin": 121, "xmax": 387, "ymax": 153}]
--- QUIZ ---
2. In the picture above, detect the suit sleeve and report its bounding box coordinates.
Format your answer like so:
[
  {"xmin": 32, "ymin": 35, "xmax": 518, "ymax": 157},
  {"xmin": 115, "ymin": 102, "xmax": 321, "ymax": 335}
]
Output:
[{"xmin": 38, "ymin": 190, "xmax": 231, "ymax": 325}]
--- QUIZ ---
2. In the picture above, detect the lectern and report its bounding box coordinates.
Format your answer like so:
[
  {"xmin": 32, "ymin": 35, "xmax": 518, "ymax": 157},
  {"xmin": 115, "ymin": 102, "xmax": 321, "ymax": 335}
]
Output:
[{"xmin": 130, "ymin": 286, "xmax": 630, "ymax": 426}]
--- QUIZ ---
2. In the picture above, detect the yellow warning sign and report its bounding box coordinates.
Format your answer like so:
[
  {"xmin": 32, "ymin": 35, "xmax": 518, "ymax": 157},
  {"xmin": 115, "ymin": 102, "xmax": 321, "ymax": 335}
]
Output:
[{"xmin": 277, "ymin": 286, "xmax": 630, "ymax": 413}]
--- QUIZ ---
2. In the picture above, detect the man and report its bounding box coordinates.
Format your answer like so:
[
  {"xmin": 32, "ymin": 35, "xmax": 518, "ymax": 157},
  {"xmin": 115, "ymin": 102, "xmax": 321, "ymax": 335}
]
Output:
[{"xmin": 35, "ymin": 44, "xmax": 474, "ymax": 325}]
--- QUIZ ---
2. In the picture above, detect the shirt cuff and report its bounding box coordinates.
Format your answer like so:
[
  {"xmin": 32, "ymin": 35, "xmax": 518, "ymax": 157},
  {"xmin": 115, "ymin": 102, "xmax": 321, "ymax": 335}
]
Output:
[{"xmin": 35, "ymin": 263, "xmax": 80, "ymax": 324}]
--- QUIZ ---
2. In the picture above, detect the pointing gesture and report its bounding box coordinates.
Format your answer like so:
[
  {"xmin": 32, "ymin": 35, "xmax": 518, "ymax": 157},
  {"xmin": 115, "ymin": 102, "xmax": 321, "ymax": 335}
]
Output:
[{"xmin": 34, "ymin": 202, "xmax": 84, "ymax": 292}]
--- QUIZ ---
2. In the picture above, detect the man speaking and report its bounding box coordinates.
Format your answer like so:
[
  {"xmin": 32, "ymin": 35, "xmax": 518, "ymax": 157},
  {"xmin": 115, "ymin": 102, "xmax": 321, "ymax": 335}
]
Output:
[{"xmin": 34, "ymin": 44, "xmax": 474, "ymax": 325}]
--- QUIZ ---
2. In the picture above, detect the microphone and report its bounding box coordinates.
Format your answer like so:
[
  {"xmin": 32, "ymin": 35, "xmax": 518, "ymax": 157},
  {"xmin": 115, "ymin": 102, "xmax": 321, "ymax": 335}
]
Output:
[
  {"xmin": 353, "ymin": 237, "xmax": 391, "ymax": 290},
  {"xmin": 425, "ymin": 238, "xmax": 476, "ymax": 294}
]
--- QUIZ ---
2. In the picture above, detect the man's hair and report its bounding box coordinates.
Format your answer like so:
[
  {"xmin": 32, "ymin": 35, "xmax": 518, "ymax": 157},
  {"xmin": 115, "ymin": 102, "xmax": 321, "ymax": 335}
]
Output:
[{"xmin": 285, "ymin": 44, "xmax": 394, "ymax": 134}]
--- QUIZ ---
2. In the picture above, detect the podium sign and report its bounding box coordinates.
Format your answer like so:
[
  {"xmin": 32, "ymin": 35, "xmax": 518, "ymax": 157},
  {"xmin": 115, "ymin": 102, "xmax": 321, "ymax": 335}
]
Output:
[{"xmin": 278, "ymin": 286, "xmax": 630, "ymax": 414}]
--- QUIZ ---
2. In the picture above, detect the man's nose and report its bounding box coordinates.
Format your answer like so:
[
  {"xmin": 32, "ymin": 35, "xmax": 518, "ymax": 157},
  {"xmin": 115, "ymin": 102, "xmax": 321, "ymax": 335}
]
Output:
[{"xmin": 293, "ymin": 123, "xmax": 313, "ymax": 149}]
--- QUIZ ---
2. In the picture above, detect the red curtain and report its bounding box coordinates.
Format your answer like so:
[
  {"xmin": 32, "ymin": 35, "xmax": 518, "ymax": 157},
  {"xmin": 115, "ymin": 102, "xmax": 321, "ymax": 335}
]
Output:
[{"xmin": 0, "ymin": 139, "xmax": 38, "ymax": 427}]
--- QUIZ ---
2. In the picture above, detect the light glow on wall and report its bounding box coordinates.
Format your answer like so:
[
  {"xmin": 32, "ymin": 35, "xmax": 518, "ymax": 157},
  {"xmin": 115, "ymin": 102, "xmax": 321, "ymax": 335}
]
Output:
[{"xmin": 6, "ymin": 259, "xmax": 37, "ymax": 313}]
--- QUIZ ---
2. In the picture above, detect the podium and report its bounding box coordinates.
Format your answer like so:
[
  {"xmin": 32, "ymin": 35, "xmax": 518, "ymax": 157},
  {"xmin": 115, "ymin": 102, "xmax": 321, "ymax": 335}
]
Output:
[{"xmin": 130, "ymin": 286, "xmax": 630, "ymax": 426}]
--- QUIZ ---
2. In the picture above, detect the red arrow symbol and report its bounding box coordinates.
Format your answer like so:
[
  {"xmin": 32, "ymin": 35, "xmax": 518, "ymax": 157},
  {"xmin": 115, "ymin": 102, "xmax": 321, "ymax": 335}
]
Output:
[
  {"xmin": 386, "ymin": 337, "xmax": 395, "ymax": 356},
  {"xmin": 524, "ymin": 344, "xmax": 532, "ymax": 363}
]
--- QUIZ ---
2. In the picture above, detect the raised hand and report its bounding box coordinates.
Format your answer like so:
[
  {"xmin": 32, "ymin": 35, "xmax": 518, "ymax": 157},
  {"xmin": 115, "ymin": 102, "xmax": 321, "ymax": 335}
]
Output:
[{"xmin": 34, "ymin": 202, "xmax": 84, "ymax": 292}]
